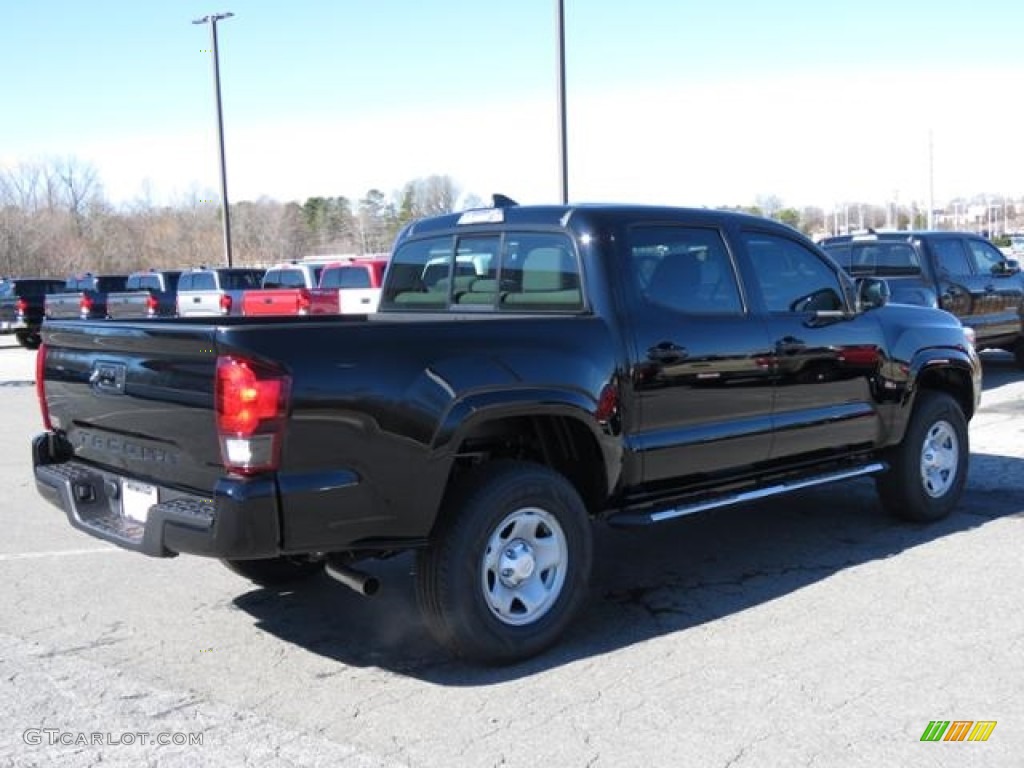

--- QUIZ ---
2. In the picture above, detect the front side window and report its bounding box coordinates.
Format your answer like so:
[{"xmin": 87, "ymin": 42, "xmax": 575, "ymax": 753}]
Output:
[
  {"xmin": 627, "ymin": 226, "xmax": 743, "ymax": 315},
  {"xmin": 744, "ymin": 232, "xmax": 845, "ymax": 313},
  {"xmin": 966, "ymin": 239, "xmax": 1007, "ymax": 275}
]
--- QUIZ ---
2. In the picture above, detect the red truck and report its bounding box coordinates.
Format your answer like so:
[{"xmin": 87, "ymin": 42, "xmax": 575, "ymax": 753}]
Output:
[
  {"xmin": 241, "ymin": 258, "xmax": 387, "ymax": 316},
  {"xmin": 240, "ymin": 262, "xmax": 324, "ymax": 317}
]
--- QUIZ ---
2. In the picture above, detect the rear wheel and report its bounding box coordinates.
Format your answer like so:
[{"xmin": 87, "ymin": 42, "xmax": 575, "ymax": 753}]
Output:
[
  {"xmin": 15, "ymin": 331, "xmax": 40, "ymax": 350},
  {"xmin": 416, "ymin": 461, "xmax": 592, "ymax": 664},
  {"xmin": 221, "ymin": 556, "xmax": 322, "ymax": 587},
  {"xmin": 876, "ymin": 391, "xmax": 968, "ymax": 522}
]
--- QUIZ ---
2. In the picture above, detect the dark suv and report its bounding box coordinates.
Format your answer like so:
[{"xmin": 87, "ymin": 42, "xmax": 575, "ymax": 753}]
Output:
[
  {"xmin": 0, "ymin": 277, "xmax": 67, "ymax": 349},
  {"xmin": 820, "ymin": 230, "xmax": 1024, "ymax": 367}
]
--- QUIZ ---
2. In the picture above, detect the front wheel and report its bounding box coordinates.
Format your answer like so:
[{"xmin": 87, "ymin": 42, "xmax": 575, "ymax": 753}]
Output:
[
  {"xmin": 415, "ymin": 461, "xmax": 593, "ymax": 664},
  {"xmin": 876, "ymin": 391, "xmax": 968, "ymax": 522}
]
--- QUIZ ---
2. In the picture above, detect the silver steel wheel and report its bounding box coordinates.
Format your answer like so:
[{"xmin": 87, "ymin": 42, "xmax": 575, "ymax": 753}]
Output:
[
  {"xmin": 920, "ymin": 419, "xmax": 959, "ymax": 498},
  {"xmin": 481, "ymin": 506, "xmax": 568, "ymax": 626}
]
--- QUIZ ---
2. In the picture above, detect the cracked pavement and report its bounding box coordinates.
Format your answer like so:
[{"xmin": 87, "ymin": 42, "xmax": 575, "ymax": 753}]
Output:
[{"xmin": 0, "ymin": 338, "xmax": 1021, "ymax": 767}]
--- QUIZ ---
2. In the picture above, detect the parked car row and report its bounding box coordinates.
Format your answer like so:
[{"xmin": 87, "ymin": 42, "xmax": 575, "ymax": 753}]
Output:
[{"xmin": 240, "ymin": 258, "xmax": 388, "ymax": 316}]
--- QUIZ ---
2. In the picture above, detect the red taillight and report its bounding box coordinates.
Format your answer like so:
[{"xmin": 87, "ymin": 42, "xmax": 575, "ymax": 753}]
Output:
[
  {"xmin": 145, "ymin": 294, "xmax": 159, "ymax": 315},
  {"xmin": 15, "ymin": 297, "xmax": 28, "ymax": 317},
  {"xmin": 215, "ymin": 356, "xmax": 290, "ymax": 474},
  {"xmin": 297, "ymin": 290, "xmax": 312, "ymax": 315},
  {"xmin": 80, "ymin": 294, "xmax": 94, "ymax": 316},
  {"xmin": 36, "ymin": 343, "xmax": 52, "ymax": 430},
  {"xmin": 219, "ymin": 294, "xmax": 232, "ymax": 314}
]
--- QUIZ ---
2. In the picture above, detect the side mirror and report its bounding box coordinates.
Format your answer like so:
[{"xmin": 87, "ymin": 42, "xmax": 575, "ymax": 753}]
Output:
[
  {"xmin": 856, "ymin": 277, "xmax": 890, "ymax": 310},
  {"xmin": 992, "ymin": 259, "xmax": 1021, "ymax": 277}
]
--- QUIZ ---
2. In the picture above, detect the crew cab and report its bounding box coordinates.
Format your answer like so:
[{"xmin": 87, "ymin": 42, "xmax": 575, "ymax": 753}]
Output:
[
  {"xmin": 240, "ymin": 261, "xmax": 326, "ymax": 316},
  {"xmin": 44, "ymin": 273, "xmax": 129, "ymax": 320},
  {"xmin": 32, "ymin": 202, "xmax": 981, "ymax": 663},
  {"xmin": 106, "ymin": 270, "xmax": 182, "ymax": 319},
  {"xmin": 820, "ymin": 230, "xmax": 1024, "ymax": 367},
  {"xmin": 176, "ymin": 266, "xmax": 265, "ymax": 317},
  {"xmin": 0, "ymin": 277, "xmax": 66, "ymax": 349}
]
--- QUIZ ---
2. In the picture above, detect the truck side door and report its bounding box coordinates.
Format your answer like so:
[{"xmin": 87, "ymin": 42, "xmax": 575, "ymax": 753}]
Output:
[
  {"xmin": 623, "ymin": 224, "xmax": 775, "ymax": 485},
  {"xmin": 928, "ymin": 236, "xmax": 987, "ymax": 336},
  {"xmin": 963, "ymin": 236, "xmax": 1023, "ymax": 344},
  {"xmin": 737, "ymin": 228, "xmax": 887, "ymax": 460}
]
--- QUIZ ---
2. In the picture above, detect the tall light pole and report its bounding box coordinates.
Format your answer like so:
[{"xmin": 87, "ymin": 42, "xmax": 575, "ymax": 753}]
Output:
[
  {"xmin": 193, "ymin": 12, "xmax": 235, "ymax": 267},
  {"xmin": 555, "ymin": 0, "xmax": 568, "ymax": 204}
]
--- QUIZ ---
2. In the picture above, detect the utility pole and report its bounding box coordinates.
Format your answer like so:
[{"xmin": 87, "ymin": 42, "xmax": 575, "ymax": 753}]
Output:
[
  {"xmin": 193, "ymin": 12, "xmax": 235, "ymax": 267},
  {"xmin": 927, "ymin": 128, "xmax": 935, "ymax": 230},
  {"xmin": 555, "ymin": 0, "xmax": 568, "ymax": 205}
]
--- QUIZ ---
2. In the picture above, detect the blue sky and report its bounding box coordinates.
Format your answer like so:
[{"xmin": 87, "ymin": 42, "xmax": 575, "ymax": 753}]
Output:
[{"xmin": 3, "ymin": 0, "xmax": 1023, "ymax": 210}]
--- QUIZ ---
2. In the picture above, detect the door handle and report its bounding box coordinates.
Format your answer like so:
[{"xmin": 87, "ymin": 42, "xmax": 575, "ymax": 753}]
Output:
[{"xmin": 647, "ymin": 342, "xmax": 688, "ymax": 364}]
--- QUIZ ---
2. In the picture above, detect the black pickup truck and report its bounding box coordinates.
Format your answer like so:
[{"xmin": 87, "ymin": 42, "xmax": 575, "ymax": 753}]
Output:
[
  {"xmin": 820, "ymin": 230, "xmax": 1024, "ymax": 367},
  {"xmin": 45, "ymin": 273, "xmax": 130, "ymax": 321},
  {"xmin": 32, "ymin": 203, "xmax": 981, "ymax": 663},
  {"xmin": 0, "ymin": 277, "xmax": 66, "ymax": 349}
]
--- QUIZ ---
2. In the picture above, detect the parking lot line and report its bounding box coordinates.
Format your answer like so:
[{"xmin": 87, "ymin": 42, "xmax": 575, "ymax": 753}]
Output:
[{"xmin": 0, "ymin": 548, "xmax": 124, "ymax": 561}]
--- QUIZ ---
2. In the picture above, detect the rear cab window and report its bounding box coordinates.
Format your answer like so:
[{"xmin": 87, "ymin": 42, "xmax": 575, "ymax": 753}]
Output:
[
  {"xmin": 381, "ymin": 232, "xmax": 583, "ymax": 312},
  {"xmin": 823, "ymin": 239, "xmax": 921, "ymax": 276}
]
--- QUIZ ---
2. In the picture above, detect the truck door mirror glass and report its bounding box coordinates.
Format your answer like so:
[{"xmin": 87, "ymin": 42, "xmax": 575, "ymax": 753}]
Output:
[{"xmin": 856, "ymin": 277, "xmax": 890, "ymax": 310}]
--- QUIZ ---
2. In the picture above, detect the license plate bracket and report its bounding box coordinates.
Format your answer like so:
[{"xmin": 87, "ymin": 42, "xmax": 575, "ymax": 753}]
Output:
[{"xmin": 122, "ymin": 480, "xmax": 158, "ymax": 524}]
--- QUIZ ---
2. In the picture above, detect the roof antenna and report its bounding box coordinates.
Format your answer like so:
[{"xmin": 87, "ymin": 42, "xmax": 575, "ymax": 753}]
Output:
[{"xmin": 492, "ymin": 194, "xmax": 518, "ymax": 208}]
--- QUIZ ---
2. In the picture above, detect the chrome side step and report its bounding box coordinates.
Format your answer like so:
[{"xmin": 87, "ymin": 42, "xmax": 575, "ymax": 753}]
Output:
[{"xmin": 608, "ymin": 462, "xmax": 887, "ymax": 526}]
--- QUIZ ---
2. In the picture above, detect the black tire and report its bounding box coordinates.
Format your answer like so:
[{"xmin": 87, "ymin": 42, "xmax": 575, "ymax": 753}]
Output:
[
  {"xmin": 876, "ymin": 391, "xmax": 968, "ymax": 522},
  {"xmin": 221, "ymin": 556, "xmax": 322, "ymax": 587},
  {"xmin": 1014, "ymin": 340, "xmax": 1024, "ymax": 371},
  {"xmin": 415, "ymin": 461, "xmax": 593, "ymax": 664},
  {"xmin": 15, "ymin": 331, "xmax": 40, "ymax": 350}
]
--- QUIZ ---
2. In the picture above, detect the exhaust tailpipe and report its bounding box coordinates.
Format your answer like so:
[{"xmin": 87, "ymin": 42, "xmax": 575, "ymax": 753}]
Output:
[{"xmin": 325, "ymin": 558, "xmax": 380, "ymax": 597}]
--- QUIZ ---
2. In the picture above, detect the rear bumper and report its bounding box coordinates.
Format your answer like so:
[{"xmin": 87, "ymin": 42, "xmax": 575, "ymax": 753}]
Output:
[{"xmin": 32, "ymin": 433, "xmax": 280, "ymax": 559}]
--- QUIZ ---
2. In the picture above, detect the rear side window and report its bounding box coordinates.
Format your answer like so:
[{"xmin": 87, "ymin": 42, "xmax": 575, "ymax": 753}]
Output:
[{"xmin": 381, "ymin": 232, "xmax": 582, "ymax": 312}]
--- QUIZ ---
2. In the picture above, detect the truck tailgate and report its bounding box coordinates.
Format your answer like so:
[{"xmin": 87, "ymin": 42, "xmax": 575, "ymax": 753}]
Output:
[
  {"xmin": 39, "ymin": 321, "xmax": 223, "ymax": 493},
  {"xmin": 106, "ymin": 291, "xmax": 152, "ymax": 319},
  {"xmin": 45, "ymin": 293, "xmax": 85, "ymax": 319},
  {"xmin": 242, "ymin": 289, "xmax": 306, "ymax": 316}
]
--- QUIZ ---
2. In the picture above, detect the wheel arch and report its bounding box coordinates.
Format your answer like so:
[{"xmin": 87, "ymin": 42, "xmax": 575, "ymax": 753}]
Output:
[{"xmin": 431, "ymin": 399, "xmax": 615, "ymax": 534}]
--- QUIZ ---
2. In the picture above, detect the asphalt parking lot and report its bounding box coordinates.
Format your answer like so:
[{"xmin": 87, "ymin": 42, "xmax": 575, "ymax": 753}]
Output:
[{"xmin": 0, "ymin": 335, "xmax": 1021, "ymax": 767}]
